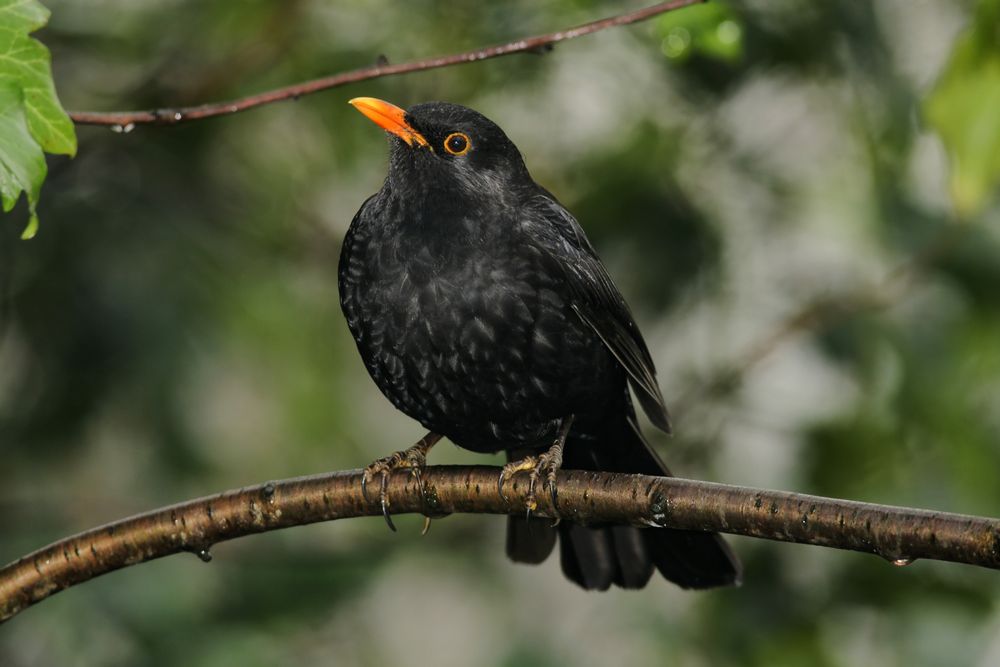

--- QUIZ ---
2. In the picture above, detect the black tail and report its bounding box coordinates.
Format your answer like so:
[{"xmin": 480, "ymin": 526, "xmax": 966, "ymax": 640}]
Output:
[{"xmin": 506, "ymin": 418, "xmax": 741, "ymax": 591}]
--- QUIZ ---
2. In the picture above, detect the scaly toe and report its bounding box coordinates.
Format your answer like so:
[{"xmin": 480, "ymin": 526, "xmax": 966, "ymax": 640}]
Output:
[
  {"xmin": 498, "ymin": 456, "xmax": 538, "ymax": 505},
  {"xmin": 547, "ymin": 468, "xmax": 560, "ymax": 512},
  {"xmin": 525, "ymin": 474, "xmax": 540, "ymax": 521},
  {"xmin": 360, "ymin": 435, "xmax": 441, "ymax": 533},
  {"xmin": 361, "ymin": 459, "xmax": 391, "ymax": 502},
  {"xmin": 360, "ymin": 455, "xmax": 402, "ymax": 530},
  {"xmin": 379, "ymin": 471, "xmax": 396, "ymax": 532}
]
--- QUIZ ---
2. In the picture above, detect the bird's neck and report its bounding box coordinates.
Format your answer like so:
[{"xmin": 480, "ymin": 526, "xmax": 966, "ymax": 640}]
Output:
[{"xmin": 383, "ymin": 181, "xmax": 512, "ymax": 250}]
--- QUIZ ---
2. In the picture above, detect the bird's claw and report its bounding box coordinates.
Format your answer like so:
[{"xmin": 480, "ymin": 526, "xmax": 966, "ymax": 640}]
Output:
[
  {"xmin": 530, "ymin": 446, "xmax": 563, "ymax": 519},
  {"xmin": 361, "ymin": 455, "xmax": 401, "ymax": 531},
  {"xmin": 379, "ymin": 470, "xmax": 395, "ymax": 532},
  {"xmin": 498, "ymin": 443, "xmax": 564, "ymax": 521},
  {"xmin": 360, "ymin": 434, "xmax": 440, "ymax": 532},
  {"xmin": 498, "ymin": 456, "xmax": 538, "ymax": 505}
]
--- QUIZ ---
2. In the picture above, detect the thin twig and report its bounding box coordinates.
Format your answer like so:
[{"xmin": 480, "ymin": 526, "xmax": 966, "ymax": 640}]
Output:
[
  {"xmin": 67, "ymin": 0, "xmax": 704, "ymax": 127},
  {"xmin": 2, "ymin": 465, "xmax": 998, "ymax": 623}
]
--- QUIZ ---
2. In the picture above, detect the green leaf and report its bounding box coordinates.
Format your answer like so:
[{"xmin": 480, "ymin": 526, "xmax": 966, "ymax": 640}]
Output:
[
  {"xmin": 0, "ymin": 84, "xmax": 46, "ymax": 238},
  {"xmin": 0, "ymin": 0, "xmax": 77, "ymax": 237},
  {"xmin": 0, "ymin": 0, "xmax": 76, "ymax": 156},
  {"xmin": 925, "ymin": 0, "xmax": 1000, "ymax": 218}
]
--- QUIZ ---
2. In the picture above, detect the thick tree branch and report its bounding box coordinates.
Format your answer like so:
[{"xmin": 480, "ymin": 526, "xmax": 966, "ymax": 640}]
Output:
[
  {"xmin": 2, "ymin": 465, "xmax": 999, "ymax": 623},
  {"xmin": 67, "ymin": 0, "xmax": 704, "ymax": 127}
]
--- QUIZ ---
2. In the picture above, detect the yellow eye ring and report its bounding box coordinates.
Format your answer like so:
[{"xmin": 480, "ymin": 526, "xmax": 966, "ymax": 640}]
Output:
[{"xmin": 443, "ymin": 132, "xmax": 471, "ymax": 156}]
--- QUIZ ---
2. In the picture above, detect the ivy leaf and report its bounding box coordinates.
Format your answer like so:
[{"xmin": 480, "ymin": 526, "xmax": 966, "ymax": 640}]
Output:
[
  {"xmin": 924, "ymin": 0, "xmax": 1000, "ymax": 218},
  {"xmin": 0, "ymin": 0, "xmax": 77, "ymax": 238},
  {"xmin": 0, "ymin": 84, "xmax": 46, "ymax": 238}
]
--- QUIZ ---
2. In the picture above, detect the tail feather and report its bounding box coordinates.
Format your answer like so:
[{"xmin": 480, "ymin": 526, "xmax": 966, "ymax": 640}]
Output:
[
  {"xmin": 504, "ymin": 415, "xmax": 741, "ymax": 591},
  {"xmin": 609, "ymin": 525, "xmax": 655, "ymax": 588},
  {"xmin": 559, "ymin": 523, "xmax": 616, "ymax": 591},
  {"xmin": 644, "ymin": 528, "xmax": 741, "ymax": 589},
  {"xmin": 506, "ymin": 515, "xmax": 556, "ymax": 564}
]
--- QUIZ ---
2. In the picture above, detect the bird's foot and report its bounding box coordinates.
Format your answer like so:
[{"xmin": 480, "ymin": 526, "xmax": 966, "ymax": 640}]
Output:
[
  {"xmin": 361, "ymin": 432, "xmax": 441, "ymax": 532},
  {"xmin": 498, "ymin": 416, "xmax": 575, "ymax": 521},
  {"xmin": 497, "ymin": 448, "xmax": 561, "ymax": 521},
  {"xmin": 498, "ymin": 456, "xmax": 540, "ymax": 506}
]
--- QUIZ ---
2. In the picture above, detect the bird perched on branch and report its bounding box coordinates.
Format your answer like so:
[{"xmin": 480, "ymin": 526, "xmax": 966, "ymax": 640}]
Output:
[{"xmin": 339, "ymin": 97, "xmax": 740, "ymax": 590}]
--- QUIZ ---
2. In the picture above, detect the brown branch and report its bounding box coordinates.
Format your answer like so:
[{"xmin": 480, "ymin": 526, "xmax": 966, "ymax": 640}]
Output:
[
  {"xmin": 3, "ymin": 465, "xmax": 999, "ymax": 623},
  {"xmin": 67, "ymin": 0, "xmax": 704, "ymax": 127}
]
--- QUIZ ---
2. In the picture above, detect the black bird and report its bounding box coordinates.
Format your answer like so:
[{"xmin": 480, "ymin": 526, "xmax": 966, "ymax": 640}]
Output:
[{"xmin": 339, "ymin": 97, "xmax": 740, "ymax": 590}]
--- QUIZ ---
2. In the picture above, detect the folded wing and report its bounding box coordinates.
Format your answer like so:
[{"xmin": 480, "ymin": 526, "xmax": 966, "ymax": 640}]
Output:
[{"xmin": 526, "ymin": 191, "xmax": 672, "ymax": 434}]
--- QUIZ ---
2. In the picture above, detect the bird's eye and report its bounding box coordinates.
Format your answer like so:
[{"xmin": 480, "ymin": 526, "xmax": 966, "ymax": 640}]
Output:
[{"xmin": 443, "ymin": 132, "xmax": 471, "ymax": 156}]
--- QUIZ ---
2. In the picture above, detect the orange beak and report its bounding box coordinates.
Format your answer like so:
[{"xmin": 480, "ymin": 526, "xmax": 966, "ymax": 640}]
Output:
[{"xmin": 349, "ymin": 97, "xmax": 429, "ymax": 148}]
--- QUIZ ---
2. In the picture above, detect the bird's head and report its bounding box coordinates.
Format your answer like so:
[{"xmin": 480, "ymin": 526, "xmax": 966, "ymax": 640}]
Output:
[{"xmin": 349, "ymin": 97, "xmax": 531, "ymax": 200}]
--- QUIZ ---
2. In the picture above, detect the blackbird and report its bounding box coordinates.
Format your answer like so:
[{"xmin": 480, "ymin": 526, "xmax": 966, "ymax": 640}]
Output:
[{"xmin": 340, "ymin": 97, "xmax": 740, "ymax": 590}]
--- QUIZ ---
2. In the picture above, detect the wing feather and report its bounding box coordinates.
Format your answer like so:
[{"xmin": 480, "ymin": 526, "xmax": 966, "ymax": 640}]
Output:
[{"xmin": 527, "ymin": 191, "xmax": 672, "ymax": 434}]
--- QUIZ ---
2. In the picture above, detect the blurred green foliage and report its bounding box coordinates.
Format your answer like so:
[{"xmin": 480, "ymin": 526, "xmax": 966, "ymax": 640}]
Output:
[
  {"xmin": 2, "ymin": 1, "xmax": 1000, "ymax": 666},
  {"xmin": 656, "ymin": 3, "xmax": 743, "ymax": 63},
  {"xmin": 925, "ymin": 0, "xmax": 1000, "ymax": 217}
]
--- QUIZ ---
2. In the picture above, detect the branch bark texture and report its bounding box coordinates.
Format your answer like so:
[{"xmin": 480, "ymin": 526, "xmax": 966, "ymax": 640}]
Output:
[
  {"xmin": 68, "ymin": 0, "xmax": 704, "ymax": 127},
  {"xmin": 3, "ymin": 465, "xmax": 999, "ymax": 623}
]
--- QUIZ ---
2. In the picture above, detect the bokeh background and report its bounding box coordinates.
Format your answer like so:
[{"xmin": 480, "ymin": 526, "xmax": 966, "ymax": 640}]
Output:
[{"xmin": 3, "ymin": 1, "xmax": 1000, "ymax": 665}]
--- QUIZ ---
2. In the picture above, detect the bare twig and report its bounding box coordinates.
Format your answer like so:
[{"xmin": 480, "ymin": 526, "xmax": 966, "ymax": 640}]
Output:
[
  {"xmin": 2, "ymin": 465, "xmax": 998, "ymax": 623},
  {"xmin": 67, "ymin": 0, "xmax": 703, "ymax": 127}
]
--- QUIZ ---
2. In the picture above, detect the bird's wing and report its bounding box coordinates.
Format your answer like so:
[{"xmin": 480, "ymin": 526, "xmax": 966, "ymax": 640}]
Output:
[{"xmin": 527, "ymin": 191, "xmax": 672, "ymax": 434}]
